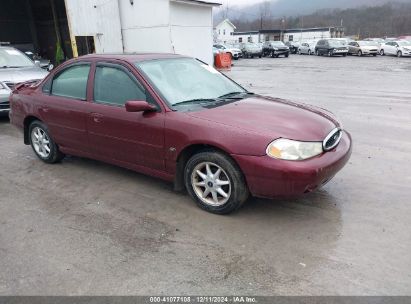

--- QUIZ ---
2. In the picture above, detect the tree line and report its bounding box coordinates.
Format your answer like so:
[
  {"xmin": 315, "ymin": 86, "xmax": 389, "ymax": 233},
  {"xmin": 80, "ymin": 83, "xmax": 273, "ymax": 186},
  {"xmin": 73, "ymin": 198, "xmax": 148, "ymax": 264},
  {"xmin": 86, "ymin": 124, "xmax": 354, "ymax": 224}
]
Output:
[{"xmin": 230, "ymin": 3, "xmax": 411, "ymax": 38}]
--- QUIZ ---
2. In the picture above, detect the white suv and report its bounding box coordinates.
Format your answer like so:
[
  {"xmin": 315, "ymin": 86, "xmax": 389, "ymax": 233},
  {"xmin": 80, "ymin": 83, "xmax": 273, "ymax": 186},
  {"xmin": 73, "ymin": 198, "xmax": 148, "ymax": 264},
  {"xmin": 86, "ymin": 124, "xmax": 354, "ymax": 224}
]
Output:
[
  {"xmin": 379, "ymin": 40, "xmax": 411, "ymax": 57},
  {"xmin": 213, "ymin": 44, "xmax": 242, "ymax": 60}
]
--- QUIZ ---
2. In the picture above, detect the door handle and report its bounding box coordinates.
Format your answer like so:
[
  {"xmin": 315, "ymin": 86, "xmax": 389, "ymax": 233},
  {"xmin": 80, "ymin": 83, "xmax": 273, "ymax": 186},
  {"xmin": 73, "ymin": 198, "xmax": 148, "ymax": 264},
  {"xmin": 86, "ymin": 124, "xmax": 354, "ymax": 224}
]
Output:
[{"xmin": 90, "ymin": 112, "xmax": 104, "ymax": 123}]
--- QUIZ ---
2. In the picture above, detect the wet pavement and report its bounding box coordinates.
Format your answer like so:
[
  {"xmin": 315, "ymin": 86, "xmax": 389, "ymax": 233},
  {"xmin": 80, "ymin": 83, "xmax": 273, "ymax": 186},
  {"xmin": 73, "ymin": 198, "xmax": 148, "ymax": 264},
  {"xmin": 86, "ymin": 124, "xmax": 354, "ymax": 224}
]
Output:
[{"xmin": 0, "ymin": 55, "xmax": 410, "ymax": 295}]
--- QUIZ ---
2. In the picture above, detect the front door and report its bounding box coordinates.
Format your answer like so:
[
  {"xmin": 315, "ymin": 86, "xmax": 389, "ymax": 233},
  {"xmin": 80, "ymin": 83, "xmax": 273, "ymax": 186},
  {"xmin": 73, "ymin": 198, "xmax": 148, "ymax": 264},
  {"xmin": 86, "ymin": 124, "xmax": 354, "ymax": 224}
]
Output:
[{"xmin": 87, "ymin": 62, "xmax": 165, "ymax": 171}]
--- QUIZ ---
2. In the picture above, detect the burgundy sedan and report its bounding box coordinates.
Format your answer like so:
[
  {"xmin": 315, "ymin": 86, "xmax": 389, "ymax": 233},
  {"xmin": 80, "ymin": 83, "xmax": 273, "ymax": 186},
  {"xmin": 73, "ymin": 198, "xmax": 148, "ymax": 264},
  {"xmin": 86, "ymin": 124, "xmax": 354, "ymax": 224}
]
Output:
[{"xmin": 9, "ymin": 54, "xmax": 352, "ymax": 214}]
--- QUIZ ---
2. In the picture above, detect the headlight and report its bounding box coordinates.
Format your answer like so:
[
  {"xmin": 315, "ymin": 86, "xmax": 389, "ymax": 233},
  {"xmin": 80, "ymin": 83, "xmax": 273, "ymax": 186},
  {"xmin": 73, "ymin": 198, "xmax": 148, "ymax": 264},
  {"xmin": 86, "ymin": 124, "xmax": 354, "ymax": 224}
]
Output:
[{"xmin": 266, "ymin": 139, "xmax": 323, "ymax": 161}]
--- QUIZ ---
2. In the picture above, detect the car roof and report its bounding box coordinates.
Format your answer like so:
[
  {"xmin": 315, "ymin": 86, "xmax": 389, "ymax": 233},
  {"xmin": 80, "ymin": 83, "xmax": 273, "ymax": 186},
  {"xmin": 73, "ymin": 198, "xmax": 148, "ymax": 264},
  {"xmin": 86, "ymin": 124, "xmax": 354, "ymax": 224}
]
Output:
[{"xmin": 80, "ymin": 53, "xmax": 189, "ymax": 63}]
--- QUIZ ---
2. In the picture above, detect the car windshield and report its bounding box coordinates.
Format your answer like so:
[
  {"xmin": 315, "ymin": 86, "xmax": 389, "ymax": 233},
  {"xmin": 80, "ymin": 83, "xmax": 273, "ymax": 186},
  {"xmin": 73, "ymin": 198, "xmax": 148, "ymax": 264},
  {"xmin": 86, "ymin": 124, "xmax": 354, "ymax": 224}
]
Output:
[
  {"xmin": 398, "ymin": 41, "xmax": 411, "ymax": 46},
  {"xmin": 0, "ymin": 48, "xmax": 34, "ymax": 68},
  {"xmin": 329, "ymin": 40, "xmax": 346, "ymax": 47},
  {"xmin": 271, "ymin": 41, "xmax": 285, "ymax": 46},
  {"xmin": 358, "ymin": 41, "xmax": 377, "ymax": 46},
  {"xmin": 136, "ymin": 58, "xmax": 247, "ymax": 106}
]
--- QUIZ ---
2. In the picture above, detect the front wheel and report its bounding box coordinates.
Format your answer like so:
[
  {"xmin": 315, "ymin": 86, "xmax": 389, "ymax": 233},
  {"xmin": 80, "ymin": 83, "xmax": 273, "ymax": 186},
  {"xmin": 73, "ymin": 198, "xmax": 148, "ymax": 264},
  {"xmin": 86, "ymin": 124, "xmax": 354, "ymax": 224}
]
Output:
[
  {"xmin": 380, "ymin": 49, "xmax": 385, "ymax": 56},
  {"xmin": 308, "ymin": 50, "xmax": 312, "ymax": 55},
  {"xmin": 29, "ymin": 121, "xmax": 65, "ymax": 163},
  {"xmin": 397, "ymin": 51, "xmax": 403, "ymax": 58},
  {"xmin": 184, "ymin": 151, "xmax": 249, "ymax": 214},
  {"xmin": 358, "ymin": 50, "xmax": 362, "ymax": 56}
]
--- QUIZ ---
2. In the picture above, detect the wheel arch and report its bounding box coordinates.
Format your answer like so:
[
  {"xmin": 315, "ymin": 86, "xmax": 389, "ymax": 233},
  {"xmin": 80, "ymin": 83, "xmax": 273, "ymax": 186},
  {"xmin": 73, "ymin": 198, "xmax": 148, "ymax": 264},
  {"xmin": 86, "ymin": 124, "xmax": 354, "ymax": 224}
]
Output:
[
  {"xmin": 23, "ymin": 115, "xmax": 42, "ymax": 145},
  {"xmin": 173, "ymin": 143, "xmax": 243, "ymax": 192}
]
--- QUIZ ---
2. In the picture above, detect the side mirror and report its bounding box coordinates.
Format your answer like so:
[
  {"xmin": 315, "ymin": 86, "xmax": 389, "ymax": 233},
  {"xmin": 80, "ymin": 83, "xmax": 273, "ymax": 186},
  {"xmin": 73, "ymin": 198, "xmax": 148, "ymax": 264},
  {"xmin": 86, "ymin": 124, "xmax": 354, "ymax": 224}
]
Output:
[
  {"xmin": 34, "ymin": 60, "xmax": 41, "ymax": 67},
  {"xmin": 125, "ymin": 100, "xmax": 157, "ymax": 113},
  {"xmin": 47, "ymin": 64, "xmax": 54, "ymax": 71}
]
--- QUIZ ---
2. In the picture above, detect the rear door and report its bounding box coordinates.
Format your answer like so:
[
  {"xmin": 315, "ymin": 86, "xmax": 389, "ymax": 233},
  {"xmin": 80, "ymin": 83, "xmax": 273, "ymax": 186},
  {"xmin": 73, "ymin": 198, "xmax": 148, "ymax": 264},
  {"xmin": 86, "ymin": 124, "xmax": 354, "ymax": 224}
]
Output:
[
  {"xmin": 40, "ymin": 62, "xmax": 91, "ymax": 153},
  {"xmin": 87, "ymin": 61, "xmax": 165, "ymax": 171}
]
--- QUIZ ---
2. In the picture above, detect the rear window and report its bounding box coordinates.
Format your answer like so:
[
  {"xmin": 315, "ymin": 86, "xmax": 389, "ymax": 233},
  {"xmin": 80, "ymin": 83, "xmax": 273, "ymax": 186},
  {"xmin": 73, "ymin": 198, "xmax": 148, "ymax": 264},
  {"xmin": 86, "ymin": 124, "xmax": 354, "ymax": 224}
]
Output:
[{"xmin": 51, "ymin": 64, "xmax": 90, "ymax": 100}]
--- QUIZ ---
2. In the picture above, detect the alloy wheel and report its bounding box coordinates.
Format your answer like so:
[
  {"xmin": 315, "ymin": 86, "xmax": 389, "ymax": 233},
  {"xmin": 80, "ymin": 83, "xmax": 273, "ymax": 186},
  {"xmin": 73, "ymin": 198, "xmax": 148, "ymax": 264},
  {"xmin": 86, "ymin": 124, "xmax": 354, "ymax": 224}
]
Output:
[
  {"xmin": 397, "ymin": 51, "xmax": 402, "ymax": 58},
  {"xmin": 191, "ymin": 162, "xmax": 231, "ymax": 207},
  {"xmin": 31, "ymin": 127, "xmax": 51, "ymax": 158},
  {"xmin": 358, "ymin": 50, "xmax": 362, "ymax": 56}
]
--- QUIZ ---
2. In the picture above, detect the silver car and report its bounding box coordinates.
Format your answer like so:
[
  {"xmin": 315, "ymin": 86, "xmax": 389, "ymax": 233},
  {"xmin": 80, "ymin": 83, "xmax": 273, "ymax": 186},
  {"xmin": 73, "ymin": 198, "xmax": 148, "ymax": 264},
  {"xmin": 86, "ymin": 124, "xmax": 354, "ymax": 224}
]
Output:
[
  {"xmin": 348, "ymin": 41, "xmax": 379, "ymax": 56},
  {"xmin": 0, "ymin": 46, "xmax": 48, "ymax": 115}
]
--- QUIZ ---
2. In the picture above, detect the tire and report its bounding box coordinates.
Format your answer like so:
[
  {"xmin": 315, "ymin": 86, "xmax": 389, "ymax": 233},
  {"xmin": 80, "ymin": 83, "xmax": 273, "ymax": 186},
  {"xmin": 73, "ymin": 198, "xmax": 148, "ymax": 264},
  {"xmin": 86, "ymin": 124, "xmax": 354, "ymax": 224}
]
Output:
[
  {"xmin": 397, "ymin": 51, "xmax": 402, "ymax": 58},
  {"xmin": 29, "ymin": 120, "xmax": 65, "ymax": 164},
  {"xmin": 342, "ymin": 53, "xmax": 347, "ymax": 57},
  {"xmin": 316, "ymin": 50, "xmax": 320, "ymax": 56},
  {"xmin": 328, "ymin": 51, "xmax": 332, "ymax": 57},
  {"xmin": 308, "ymin": 50, "xmax": 312, "ymax": 55},
  {"xmin": 259, "ymin": 55, "xmax": 262, "ymax": 58},
  {"xmin": 285, "ymin": 53, "xmax": 289, "ymax": 58},
  {"xmin": 184, "ymin": 151, "xmax": 249, "ymax": 214},
  {"xmin": 380, "ymin": 49, "xmax": 385, "ymax": 56},
  {"xmin": 373, "ymin": 54, "xmax": 377, "ymax": 57},
  {"xmin": 358, "ymin": 50, "xmax": 362, "ymax": 56}
]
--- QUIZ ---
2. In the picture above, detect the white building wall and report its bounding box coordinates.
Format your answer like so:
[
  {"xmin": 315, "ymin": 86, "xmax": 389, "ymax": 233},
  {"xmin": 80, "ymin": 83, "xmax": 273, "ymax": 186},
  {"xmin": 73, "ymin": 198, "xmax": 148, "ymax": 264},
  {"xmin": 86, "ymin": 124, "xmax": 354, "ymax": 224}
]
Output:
[
  {"xmin": 170, "ymin": 2, "xmax": 214, "ymax": 65},
  {"xmin": 118, "ymin": 0, "xmax": 172, "ymax": 53},
  {"xmin": 284, "ymin": 31, "xmax": 331, "ymax": 42},
  {"xmin": 64, "ymin": 0, "xmax": 123, "ymax": 53},
  {"xmin": 215, "ymin": 21, "xmax": 235, "ymax": 43},
  {"xmin": 65, "ymin": 0, "xmax": 217, "ymax": 65},
  {"xmin": 232, "ymin": 33, "xmax": 260, "ymax": 44}
]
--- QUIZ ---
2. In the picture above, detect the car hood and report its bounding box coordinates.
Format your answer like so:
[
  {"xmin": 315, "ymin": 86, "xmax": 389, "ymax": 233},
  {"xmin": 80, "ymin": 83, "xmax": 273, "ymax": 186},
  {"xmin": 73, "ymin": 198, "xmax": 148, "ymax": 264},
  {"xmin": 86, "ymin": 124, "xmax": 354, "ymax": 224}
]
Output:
[
  {"xmin": 0, "ymin": 66, "xmax": 48, "ymax": 84},
  {"xmin": 361, "ymin": 46, "xmax": 378, "ymax": 50},
  {"xmin": 186, "ymin": 96, "xmax": 340, "ymax": 141}
]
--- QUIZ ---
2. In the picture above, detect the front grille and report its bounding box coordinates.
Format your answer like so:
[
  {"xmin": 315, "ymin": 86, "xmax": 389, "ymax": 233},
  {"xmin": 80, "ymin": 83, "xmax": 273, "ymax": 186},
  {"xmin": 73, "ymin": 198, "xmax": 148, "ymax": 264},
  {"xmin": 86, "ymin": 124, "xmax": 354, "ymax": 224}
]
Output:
[
  {"xmin": 323, "ymin": 128, "xmax": 342, "ymax": 151},
  {"xmin": 0, "ymin": 101, "xmax": 10, "ymax": 110}
]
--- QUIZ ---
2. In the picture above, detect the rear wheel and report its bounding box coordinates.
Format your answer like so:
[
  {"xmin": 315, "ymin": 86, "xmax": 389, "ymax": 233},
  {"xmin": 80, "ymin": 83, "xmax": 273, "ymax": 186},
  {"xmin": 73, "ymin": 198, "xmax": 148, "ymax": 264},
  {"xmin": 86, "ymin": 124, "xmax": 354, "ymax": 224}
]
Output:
[
  {"xmin": 184, "ymin": 151, "xmax": 249, "ymax": 214},
  {"xmin": 29, "ymin": 121, "xmax": 65, "ymax": 163},
  {"xmin": 328, "ymin": 51, "xmax": 332, "ymax": 57}
]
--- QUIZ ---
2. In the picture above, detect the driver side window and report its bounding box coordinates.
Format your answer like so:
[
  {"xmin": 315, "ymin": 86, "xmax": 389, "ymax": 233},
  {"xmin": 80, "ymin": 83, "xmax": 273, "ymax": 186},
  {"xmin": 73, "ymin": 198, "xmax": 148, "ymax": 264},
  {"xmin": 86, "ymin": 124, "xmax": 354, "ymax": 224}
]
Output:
[{"xmin": 93, "ymin": 65, "xmax": 146, "ymax": 106}]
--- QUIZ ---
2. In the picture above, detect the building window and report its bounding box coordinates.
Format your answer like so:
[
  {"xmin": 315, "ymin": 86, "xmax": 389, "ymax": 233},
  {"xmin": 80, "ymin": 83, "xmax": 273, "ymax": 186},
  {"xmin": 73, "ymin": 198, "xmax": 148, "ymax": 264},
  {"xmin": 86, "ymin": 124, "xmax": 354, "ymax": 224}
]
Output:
[
  {"xmin": 248, "ymin": 36, "xmax": 252, "ymax": 43},
  {"xmin": 289, "ymin": 35, "xmax": 293, "ymax": 41},
  {"xmin": 239, "ymin": 37, "xmax": 243, "ymax": 43},
  {"xmin": 223, "ymin": 29, "xmax": 226, "ymax": 35},
  {"xmin": 219, "ymin": 29, "xmax": 221, "ymax": 35},
  {"xmin": 265, "ymin": 36, "xmax": 269, "ymax": 41}
]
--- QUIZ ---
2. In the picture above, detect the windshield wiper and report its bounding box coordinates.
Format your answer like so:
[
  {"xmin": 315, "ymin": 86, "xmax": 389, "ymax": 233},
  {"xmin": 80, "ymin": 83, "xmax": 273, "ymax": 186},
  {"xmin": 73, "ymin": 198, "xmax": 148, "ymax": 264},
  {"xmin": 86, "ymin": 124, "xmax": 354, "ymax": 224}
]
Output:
[
  {"xmin": 218, "ymin": 91, "xmax": 254, "ymax": 99},
  {"xmin": 173, "ymin": 98, "xmax": 217, "ymax": 106}
]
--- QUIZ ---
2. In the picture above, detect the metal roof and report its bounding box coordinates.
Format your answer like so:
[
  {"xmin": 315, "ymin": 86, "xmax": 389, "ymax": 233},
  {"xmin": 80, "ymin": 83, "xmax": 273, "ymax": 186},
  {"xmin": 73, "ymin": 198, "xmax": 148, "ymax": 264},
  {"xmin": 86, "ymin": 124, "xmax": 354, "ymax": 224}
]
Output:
[{"xmin": 171, "ymin": 0, "xmax": 222, "ymax": 6}]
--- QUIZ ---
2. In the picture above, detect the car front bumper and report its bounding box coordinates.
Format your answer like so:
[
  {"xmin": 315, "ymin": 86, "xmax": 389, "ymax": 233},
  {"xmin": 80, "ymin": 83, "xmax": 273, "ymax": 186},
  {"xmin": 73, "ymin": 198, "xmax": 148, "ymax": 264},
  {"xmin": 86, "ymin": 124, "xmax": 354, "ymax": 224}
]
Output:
[
  {"xmin": 273, "ymin": 50, "xmax": 289, "ymax": 55},
  {"xmin": 232, "ymin": 131, "xmax": 352, "ymax": 199}
]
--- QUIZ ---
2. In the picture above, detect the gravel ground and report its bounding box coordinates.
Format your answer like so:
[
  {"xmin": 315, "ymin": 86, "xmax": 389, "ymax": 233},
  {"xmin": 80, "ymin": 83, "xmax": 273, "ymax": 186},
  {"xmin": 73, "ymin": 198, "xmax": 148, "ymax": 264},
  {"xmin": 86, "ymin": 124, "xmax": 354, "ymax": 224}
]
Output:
[{"xmin": 0, "ymin": 54, "xmax": 410, "ymax": 295}]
